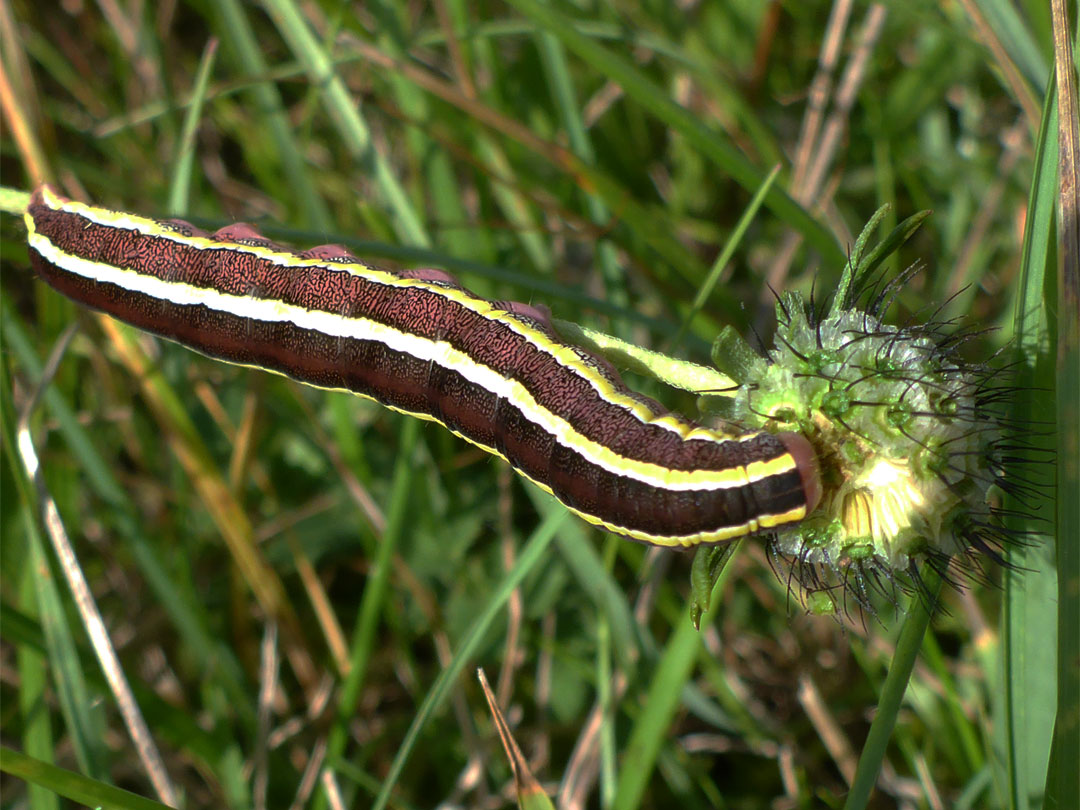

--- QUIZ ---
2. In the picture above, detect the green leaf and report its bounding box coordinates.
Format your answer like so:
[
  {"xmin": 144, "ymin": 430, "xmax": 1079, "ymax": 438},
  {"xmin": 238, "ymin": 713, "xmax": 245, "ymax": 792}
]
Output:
[
  {"xmin": 688, "ymin": 542, "xmax": 739, "ymax": 630},
  {"xmin": 0, "ymin": 746, "xmax": 174, "ymax": 810}
]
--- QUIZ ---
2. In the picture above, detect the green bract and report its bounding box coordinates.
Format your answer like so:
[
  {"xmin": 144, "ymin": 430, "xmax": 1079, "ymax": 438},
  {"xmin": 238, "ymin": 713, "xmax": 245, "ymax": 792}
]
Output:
[
  {"xmin": 693, "ymin": 208, "xmax": 1030, "ymax": 610},
  {"xmin": 734, "ymin": 295, "xmax": 999, "ymax": 583}
]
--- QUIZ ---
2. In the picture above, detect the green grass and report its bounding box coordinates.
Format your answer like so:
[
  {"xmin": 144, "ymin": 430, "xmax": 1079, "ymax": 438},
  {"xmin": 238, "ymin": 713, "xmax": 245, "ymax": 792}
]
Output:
[{"xmin": 1, "ymin": 2, "xmax": 1072, "ymax": 809}]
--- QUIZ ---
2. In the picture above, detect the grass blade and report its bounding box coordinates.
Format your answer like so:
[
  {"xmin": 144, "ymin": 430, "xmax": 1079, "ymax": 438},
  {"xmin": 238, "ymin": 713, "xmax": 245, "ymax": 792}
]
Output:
[
  {"xmin": 1, "ymin": 348, "xmax": 106, "ymax": 783},
  {"xmin": 167, "ymin": 37, "xmax": 218, "ymax": 215},
  {"xmin": 842, "ymin": 571, "xmax": 942, "ymax": 810},
  {"xmin": 0, "ymin": 746, "xmax": 175, "ymax": 810},
  {"xmin": 1047, "ymin": 1, "xmax": 1080, "ymax": 806},
  {"xmin": 503, "ymin": 0, "xmax": 845, "ymax": 269},
  {"xmin": 202, "ymin": 0, "xmax": 333, "ymax": 230},
  {"xmin": 1002, "ymin": 62, "xmax": 1059, "ymax": 810},
  {"xmin": 261, "ymin": 0, "xmax": 429, "ymax": 247},
  {"xmin": 610, "ymin": 540, "xmax": 743, "ymax": 810},
  {"xmin": 368, "ymin": 507, "xmax": 566, "ymax": 810}
]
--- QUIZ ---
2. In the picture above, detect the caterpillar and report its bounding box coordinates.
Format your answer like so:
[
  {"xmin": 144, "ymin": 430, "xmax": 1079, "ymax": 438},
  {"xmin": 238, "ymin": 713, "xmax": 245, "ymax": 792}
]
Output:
[{"xmin": 24, "ymin": 184, "xmax": 821, "ymax": 547}]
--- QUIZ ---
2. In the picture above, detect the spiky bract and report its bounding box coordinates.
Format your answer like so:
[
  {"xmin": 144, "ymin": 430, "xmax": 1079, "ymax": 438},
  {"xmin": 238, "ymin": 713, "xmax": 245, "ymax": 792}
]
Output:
[{"xmin": 726, "ymin": 269, "xmax": 1034, "ymax": 609}]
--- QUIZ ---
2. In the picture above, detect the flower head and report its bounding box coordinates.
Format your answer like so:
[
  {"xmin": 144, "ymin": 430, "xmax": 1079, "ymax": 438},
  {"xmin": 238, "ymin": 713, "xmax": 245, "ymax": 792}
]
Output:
[{"xmin": 711, "ymin": 246, "xmax": 1033, "ymax": 610}]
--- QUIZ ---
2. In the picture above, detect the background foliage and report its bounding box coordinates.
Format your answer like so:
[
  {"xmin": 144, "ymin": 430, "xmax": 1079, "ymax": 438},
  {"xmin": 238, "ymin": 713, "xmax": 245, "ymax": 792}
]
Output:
[{"xmin": 0, "ymin": 1, "xmax": 1069, "ymax": 809}]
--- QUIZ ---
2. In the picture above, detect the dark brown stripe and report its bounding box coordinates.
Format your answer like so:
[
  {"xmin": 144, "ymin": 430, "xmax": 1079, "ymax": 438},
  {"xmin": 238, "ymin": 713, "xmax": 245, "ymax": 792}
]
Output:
[
  {"xmin": 28, "ymin": 201, "xmax": 792, "ymax": 477},
  {"xmin": 29, "ymin": 252, "xmax": 807, "ymax": 536}
]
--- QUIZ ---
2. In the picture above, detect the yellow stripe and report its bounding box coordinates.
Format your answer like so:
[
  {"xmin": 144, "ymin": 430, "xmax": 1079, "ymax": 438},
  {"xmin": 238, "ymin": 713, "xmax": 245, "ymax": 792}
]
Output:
[
  {"xmin": 32, "ymin": 192, "xmax": 801, "ymax": 493},
  {"xmin": 40, "ymin": 187, "xmax": 757, "ymax": 447},
  {"xmin": 30, "ymin": 188, "xmax": 809, "ymax": 543}
]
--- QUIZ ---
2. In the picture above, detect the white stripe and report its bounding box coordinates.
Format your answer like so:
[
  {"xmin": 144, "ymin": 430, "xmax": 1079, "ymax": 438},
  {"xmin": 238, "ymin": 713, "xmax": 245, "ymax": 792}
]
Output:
[
  {"xmin": 45, "ymin": 190, "xmax": 742, "ymax": 445},
  {"xmin": 30, "ymin": 225, "xmax": 785, "ymax": 493}
]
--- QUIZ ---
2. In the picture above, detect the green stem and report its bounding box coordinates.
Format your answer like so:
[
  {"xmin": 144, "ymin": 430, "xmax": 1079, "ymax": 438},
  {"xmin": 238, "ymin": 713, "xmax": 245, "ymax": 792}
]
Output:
[{"xmin": 843, "ymin": 569, "xmax": 942, "ymax": 810}]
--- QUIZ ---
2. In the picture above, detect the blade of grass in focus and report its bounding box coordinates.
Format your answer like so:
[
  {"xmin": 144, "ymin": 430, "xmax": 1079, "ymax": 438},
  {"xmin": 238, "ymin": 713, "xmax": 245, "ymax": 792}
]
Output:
[
  {"xmin": 1046, "ymin": 1, "xmax": 1080, "ymax": 806},
  {"xmin": 0, "ymin": 746, "xmax": 174, "ymax": 810},
  {"xmin": 1002, "ymin": 65, "xmax": 1059, "ymax": 810}
]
